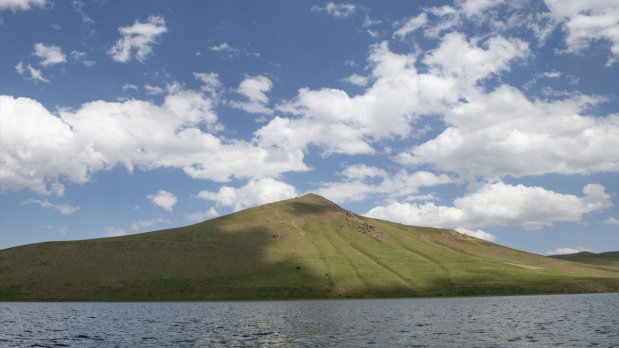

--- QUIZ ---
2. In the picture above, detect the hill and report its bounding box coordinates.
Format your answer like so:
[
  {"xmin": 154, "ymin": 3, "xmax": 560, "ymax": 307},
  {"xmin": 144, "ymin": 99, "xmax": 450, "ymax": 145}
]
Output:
[
  {"xmin": 549, "ymin": 251, "xmax": 619, "ymax": 273},
  {"xmin": 0, "ymin": 194, "xmax": 617, "ymax": 301}
]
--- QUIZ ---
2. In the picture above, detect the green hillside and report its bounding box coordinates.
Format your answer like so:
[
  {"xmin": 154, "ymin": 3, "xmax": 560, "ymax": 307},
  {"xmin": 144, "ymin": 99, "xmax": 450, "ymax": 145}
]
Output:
[
  {"xmin": 0, "ymin": 194, "xmax": 617, "ymax": 301},
  {"xmin": 549, "ymin": 251, "xmax": 619, "ymax": 274}
]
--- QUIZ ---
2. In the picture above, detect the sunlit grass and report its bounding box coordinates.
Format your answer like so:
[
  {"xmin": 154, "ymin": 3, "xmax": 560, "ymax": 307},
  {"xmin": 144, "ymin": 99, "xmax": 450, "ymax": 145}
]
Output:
[{"xmin": 0, "ymin": 194, "xmax": 616, "ymax": 301}]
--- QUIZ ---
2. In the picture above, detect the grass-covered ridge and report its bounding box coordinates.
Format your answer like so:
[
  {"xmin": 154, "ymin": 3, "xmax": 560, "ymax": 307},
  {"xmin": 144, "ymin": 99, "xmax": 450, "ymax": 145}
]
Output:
[{"xmin": 1, "ymin": 194, "xmax": 617, "ymax": 301}]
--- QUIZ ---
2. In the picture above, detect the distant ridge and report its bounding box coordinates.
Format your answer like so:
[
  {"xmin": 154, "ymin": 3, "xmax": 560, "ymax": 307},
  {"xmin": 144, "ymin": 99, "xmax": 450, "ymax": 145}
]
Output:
[
  {"xmin": 549, "ymin": 251, "xmax": 619, "ymax": 273},
  {"xmin": 1, "ymin": 194, "xmax": 617, "ymax": 301}
]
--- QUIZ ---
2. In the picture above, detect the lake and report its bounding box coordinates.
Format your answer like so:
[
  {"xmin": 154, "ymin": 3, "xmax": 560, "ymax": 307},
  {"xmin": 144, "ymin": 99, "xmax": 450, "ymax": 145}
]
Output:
[{"xmin": 1, "ymin": 293, "xmax": 617, "ymax": 347}]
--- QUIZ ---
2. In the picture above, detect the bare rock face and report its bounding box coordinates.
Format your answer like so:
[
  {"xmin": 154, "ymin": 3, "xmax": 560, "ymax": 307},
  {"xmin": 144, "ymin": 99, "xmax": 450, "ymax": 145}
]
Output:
[{"xmin": 343, "ymin": 211, "xmax": 393, "ymax": 243}]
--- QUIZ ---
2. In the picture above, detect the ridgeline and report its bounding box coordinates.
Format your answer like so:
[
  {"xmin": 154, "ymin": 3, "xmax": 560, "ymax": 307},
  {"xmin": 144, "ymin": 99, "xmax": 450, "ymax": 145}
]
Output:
[{"xmin": 1, "ymin": 194, "xmax": 617, "ymax": 301}]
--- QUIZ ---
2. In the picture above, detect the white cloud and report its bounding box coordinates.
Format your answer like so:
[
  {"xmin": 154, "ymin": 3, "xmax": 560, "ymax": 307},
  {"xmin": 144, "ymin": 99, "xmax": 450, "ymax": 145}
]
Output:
[
  {"xmin": 362, "ymin": 14, "xmax": 381, "ymax": 27},
  {"xmin": 341, "ymin": 164, "xmax": 388, "ymax": 180},
  {"xmin": 122, "ymin": 83, "xmax": 137, "ymax": 91},
  {"xmin": 108, "ymin": 15, "xmax": 167, "ymax": 63},
  {"xmin": 601, "ymin": 217, "xmax": 619, "ymax": 225},
  {"xmin": 315, "ymin": 167, "xmax": 453, "ymax": 204},
  {"xmin": 423, "ymin": 32, "xmax": 529, "ymax": 85},
  {"xmin": 312, "ymin": 2, "xmax": 356, "ymax": 18},
  {"xmin": 184, "ymin": 207, "xmax": 219, "ymax": 222},
  {"xmin": 0, "ymin": 76, "xmax": 310, "ymax": 195},
  {"xmin": 0, "ymin": 0, "xmax": 46, "ymax": 11},
  {"xmin": 26, "ymin": 64, "xmax": 49, "ymax": 83},
  {"xmin": 541, "ymin": 70, "xmax": 562, "ymax": 78},
  {"xmin": 14, "ymin": 61, "xmax": 24, "ymax": 74},
  {"xmin": 393, "ymin": 13, "xmax": 428, "ymax": 39},
  {"xmin": 71, "ymin": 50, "xmax": 95, "ymax": 66},
  {"xmin": 423, "ymin": 5, "xmax": 459, "ymax": 38},
  {"xmin": 131, "ymin": 217, "xmax": 171, "ymax": 231},
  {"xmin": 454, "ymin": 227, "xmax": 497, "ymax": 241},
  {"xmin": 104, "ymin": 227, "xmax": 125, "ymax": 237},
  {"xmin": 197, "ymin": 177, "xmax": 297, "ymax": 211},
  {"xmin": 366, "ymin": 182, "xmax": 612, "ymax": 230},
  {"xmin": 72, "ymin": 0, "xmax": 94, "ymax": 23},
  {"xmin": 0, "ymin": 96, "xmax": 72, "ymax": 195},
  {"xmin": 545, "ymin": 0, "xmax": 619, "ymax": 65},
  {"xmin": 400, "ymin": 86, "xmax": 619, "ymax": 179},
  {"xmin": 546, "ymin": 247, "xmax": 592, "ymax": 255},
  {"xmin": 341, "ymin": 73, "xmax": 368, "ymax": 86},
  {"xmin": 21, "ymin": 199, "xmax": 80, "ymax": 214},
  {"xmin": 366, "ymin": 30, "xmax": 379, "ymax": 38},
  {"xmin": 209, "ymin": 42, "xmax": 235, "ymax": 52},
  {"xmin": 208, "ymin": 43, "xmax": 259, "ymax": 59},
  {"xmin": 193, "ymin": 72, "xmax": 222, "ymax": 96},
  {"xmin": 456, "ymin": 0, "xmax": 505, "ymax": 18},
  {"xmin": 70, "ymin": 50, "xmax": 86, "ymax": 60},
  {"xmin": 230, "ymin": 75, "xmax": 274, "ymax": 115},
  {"xmin": 264, "ymin": 33, "xmax": 530, "ymax": 160},
  {"xmin": 147, "ymin": 190, "xmax": 177, "ymax": 211},
  {"xmin": 265, "ymin": 41, "xmax": 431, "ymax": 157},
  {"xmin": 144, "ymin": 84, "xmax": 164, "ymax": 95},
  {"xmin": 33, "ymin": 43, "xmax": 67, "ymax": 67}
]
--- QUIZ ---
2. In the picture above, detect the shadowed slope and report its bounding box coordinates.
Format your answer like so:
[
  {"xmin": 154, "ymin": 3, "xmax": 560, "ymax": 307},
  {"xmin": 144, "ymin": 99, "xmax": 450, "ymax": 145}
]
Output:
[{"xmin": 0, "ymin": 194, "xmax": 617, "ymax": 301}]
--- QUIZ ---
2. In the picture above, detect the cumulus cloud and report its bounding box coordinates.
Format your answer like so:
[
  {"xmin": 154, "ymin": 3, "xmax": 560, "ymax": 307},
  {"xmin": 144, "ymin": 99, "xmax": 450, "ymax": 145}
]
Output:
[
  {"xmin": 33, "ymin": 43, "xmax": 67, "ymax": 67},
  {"xmin": 21, "ymin": 199, "xmax": 80, "ymax": 214},
  {"xmin": 454, "ymin": 227, "xmax": 497, "ymax": 241},
  {"xmin": 265, "ymin": 42, "xmax": 423, "ymax": 157},
  {"xmin": 147, "ymin": 190, "xmax": 177, "ymax": 211},
  {"xmin": 545, "ymin": 0, "xmax": 619, "ymax": 65},
  {"xmin": 230, "ymin": 75, "xmax": 274, "ymax": 115},
  {"xmin": 108, "ymin": 15, "xmax": 167, "ymax": 63},
  {"xmin": 265, "ymin": 34, "xmax": 529, "ymax": 159},
  {"xmin": 399, "ymin": 86, "xmax": 619, "ymax": 179},
  {"xmin": 366, "ymin": 182, "xmax": 612, "ymax": 230},
  {"xmin": 197, "ymin": 177, "xmax": 297, "ymax": 211},
  {"xmin": 341, "ymin": 73, "xmax": 369, "ymax": 86},
  {"xmin": 311, "ymin": 2, "xmax": 356, "ymax": 18},
  {"xmin": 0, "ymin": 78, "xmax": 308, "ymax": 195},
  {"xmin": 601, "ymin": 217, "xmax": 619, "ymax": 225},
  {"xmin": 546, "ymin": 247, "xmax": 592, "ymax": 255},
  {"xmin": 0, "ymin": 0, "xmax": 46, "ymax": 11},
  {"xmin": 457, "ymin": 0, "xmax": 506, "ymax": 18},
  {"xmin": 314, "ymin": 165, "xmax": 453, "ymax": 204},
  {"xmin": 423, "ymin": 32, "xmax": 529, "ymax": 85}
]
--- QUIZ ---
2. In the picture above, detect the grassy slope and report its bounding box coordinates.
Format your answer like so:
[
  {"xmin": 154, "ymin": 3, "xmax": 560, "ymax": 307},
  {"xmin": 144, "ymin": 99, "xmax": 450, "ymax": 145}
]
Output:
[
  {"xmin": 0, "ymin": 194, "xmax": 617, "ymax": 301},
  {"xmin": 549, "ymin": 252, "xmax": 619, "ymax": 274}
]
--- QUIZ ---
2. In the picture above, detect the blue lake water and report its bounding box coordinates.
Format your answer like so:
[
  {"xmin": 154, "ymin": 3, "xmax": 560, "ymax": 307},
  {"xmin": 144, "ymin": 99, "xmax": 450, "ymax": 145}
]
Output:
[{"xmin": 1, "ymin": 293, "xmax": 617, "ymax": 347}]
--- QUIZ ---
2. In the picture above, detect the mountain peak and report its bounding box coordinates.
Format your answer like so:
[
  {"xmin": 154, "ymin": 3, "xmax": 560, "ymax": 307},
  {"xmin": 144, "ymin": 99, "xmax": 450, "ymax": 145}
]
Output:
[
  {"xmin": 296, "ymin": 193, "xmax": 345, "ymax": 211},
  {"xmin": 1, "ymin": 193, "xmax": 617, "ymax": 301},
  {"xmin": 300, "ymin": 193, "xmax": 333, "ymax": 202}
]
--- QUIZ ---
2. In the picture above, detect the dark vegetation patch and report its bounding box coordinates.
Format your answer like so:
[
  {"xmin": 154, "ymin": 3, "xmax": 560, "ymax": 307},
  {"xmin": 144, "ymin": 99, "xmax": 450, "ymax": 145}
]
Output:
[{"xmin": 1, "ymin": 194, "xmax": 617, "ymax": 301}]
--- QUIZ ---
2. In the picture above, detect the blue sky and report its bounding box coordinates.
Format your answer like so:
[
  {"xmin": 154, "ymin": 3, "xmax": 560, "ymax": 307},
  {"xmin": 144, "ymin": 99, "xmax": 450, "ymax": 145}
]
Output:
[{"xmin": 1, "ymin": 0, "xmax": 618, "ymax": 255}]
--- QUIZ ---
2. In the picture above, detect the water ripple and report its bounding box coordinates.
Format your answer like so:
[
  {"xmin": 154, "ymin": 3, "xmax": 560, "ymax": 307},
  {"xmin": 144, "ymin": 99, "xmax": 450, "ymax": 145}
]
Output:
[{"xmin": 0, "ymin": 293, "xmax": 617, "ymax": 347}]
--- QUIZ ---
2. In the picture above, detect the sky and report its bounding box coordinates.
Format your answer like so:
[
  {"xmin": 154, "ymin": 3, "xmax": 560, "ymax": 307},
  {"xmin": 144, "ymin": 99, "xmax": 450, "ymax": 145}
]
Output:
[{"xmin": 0, "ymin": 0, "xmax": 618, "ymax": 255}]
